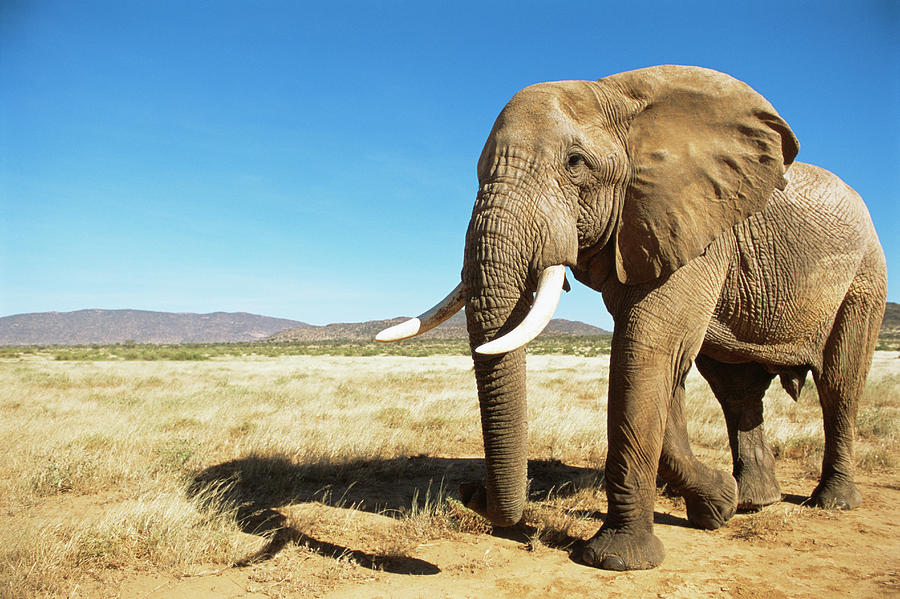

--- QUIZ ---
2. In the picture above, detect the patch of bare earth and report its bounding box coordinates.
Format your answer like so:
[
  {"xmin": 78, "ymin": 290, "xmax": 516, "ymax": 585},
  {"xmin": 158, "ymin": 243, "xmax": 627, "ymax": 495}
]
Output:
[{"xmin": 100, "ymin": 463, "xmax": 898, "ymax": 599}]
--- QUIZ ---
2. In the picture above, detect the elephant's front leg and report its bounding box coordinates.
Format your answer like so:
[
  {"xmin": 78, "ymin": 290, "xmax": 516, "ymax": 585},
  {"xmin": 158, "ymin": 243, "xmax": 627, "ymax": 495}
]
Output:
[
  {"xmin": 583, "ymin": 343, "xmax": 736, "ymax": 570},
  {"xmin": 580, "ymin": 343, "xmax": 671, "ymax": 571},
  {"xmin": 583, "ymin": 245, "xmax": 734, "ymax": 571}
]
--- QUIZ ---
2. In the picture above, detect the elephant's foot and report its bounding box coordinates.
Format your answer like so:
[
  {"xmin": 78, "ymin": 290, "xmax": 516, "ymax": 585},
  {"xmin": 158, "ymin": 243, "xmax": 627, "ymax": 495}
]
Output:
[
  {"xmin": 735, "ymin": 464, "xmax": 782, "ymax": 511},
  {"xmin": 581, "ymin": 525, "xmax": 664, "ymax": 571},
  {"xmin": 682, "ymin": 470, "xmax": 738, "ymax": 530},
  {"xmin": 809, "ymin": 475, "xmax": 861, "ymax": 510}
]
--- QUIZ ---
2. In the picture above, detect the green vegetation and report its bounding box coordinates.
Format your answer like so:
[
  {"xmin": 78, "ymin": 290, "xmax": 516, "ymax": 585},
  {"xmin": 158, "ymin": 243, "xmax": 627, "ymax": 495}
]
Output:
[
  {"xmin": 0, "ymin": 335, "xmax": 614, "ymax": 361},
  {"xmin": 876, "ymin": 333, "xmax": 900, "ymax": 351},
  {"xmin": 6, "ymin": 330, "xmax": 900, "ymax": 359}
]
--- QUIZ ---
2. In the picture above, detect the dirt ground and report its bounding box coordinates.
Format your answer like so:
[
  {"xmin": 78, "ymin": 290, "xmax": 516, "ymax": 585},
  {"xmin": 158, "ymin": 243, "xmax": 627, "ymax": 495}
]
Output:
[{"xmin": 97, "ymin": 461, "xmax": 897, "ymax": 599}]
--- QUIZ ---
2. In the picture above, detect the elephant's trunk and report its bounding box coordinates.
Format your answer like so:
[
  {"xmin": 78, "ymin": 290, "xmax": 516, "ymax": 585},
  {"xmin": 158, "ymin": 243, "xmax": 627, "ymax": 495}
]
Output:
[
  {"xmin": 461, "ymin": 185, "xmax": 537, "ymax": 527},
  {"xmin": 457, "ymin": 153, "xmax": 578, "ymax": 526},
  {"xmin": 464, "ymin": 343, "xmax": 529, "ymax": 526}
]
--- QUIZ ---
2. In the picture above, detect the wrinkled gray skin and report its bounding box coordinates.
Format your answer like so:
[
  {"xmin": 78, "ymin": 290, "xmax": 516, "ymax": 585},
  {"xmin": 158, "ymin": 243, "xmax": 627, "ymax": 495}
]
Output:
[{"xmin": 458, "ymin": 66, "xmax": 887, "ymax": 570}]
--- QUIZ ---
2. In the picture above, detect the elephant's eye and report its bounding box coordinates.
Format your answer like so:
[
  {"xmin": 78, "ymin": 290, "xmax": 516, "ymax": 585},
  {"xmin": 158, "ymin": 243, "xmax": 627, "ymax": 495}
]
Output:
[{"xmin": 567, "ymin": 153, "xmax": 585, "ymax": 169}]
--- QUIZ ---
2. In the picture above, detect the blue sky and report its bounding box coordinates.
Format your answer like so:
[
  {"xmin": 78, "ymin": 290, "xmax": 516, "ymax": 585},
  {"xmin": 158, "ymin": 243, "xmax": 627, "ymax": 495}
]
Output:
[{"xmin": 2, "ymin": 1, "xmax": 897, "ymax": 329}]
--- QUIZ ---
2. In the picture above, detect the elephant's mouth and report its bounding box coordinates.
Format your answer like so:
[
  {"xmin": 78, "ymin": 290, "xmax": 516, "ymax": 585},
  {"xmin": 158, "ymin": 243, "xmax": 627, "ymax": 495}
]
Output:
[{"xmin": 375, "ymin": 264, "xmax": 567, "ymax": 353}]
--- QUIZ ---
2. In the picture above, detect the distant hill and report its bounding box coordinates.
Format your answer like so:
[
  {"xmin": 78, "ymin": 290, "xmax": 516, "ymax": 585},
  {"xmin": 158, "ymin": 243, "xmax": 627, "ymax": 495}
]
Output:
[
  {"xmin": 881, "ymin": 301, "xmax": 900, "ymax": 334},
  {"xmin": 4, "ymin": 301, "xmax": 894, "ymax": 346},
  {"xmin": 269, "ymin": 301, "xmax": 900, "ymax": 342},
  {"xmin": 0, "ymin": 310, "xmax": 305, "ymax": 345},
  {"xmin": 266, "ymin": 311, "xmax": 610, "ymax": 342}
]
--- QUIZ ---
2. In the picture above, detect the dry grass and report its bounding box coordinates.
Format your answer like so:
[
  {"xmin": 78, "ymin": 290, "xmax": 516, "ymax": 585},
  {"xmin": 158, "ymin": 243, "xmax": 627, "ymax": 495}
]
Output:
[{"xmin": 1, "ymin": 351, "xmax": 898, "ymax": 597}]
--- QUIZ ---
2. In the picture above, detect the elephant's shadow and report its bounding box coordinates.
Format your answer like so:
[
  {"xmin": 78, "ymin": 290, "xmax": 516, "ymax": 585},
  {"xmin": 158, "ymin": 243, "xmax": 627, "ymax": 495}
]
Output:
[{"xmin": 187, "ymin": 454, "xmax": 690, "ymax": 570}]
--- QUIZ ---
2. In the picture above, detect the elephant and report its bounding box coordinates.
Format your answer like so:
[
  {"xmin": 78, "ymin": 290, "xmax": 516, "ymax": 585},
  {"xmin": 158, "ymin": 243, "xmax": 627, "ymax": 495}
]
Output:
[{"xmin": 375, "ymin": 65, "xmax": 887, "ymax": 571}]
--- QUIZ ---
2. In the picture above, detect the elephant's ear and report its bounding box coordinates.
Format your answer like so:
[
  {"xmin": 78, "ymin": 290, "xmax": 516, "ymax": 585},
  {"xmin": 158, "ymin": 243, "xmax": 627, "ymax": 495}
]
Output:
[{"xmin": 604, "ymin": 66, "xmax": 799, "ymax": 285}]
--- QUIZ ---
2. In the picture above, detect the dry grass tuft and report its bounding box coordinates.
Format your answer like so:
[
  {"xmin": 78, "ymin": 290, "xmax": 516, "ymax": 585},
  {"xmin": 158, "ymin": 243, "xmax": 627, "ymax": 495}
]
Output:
[
  {"xmin": 730, "ymin": 503, "xmax": 841, "ymax": 544},
  {"xmin": 731, "ymin": 505, "xmax": 797, "ymax": 542},
  {"xmin": 1, "ymin": 482, "xmax": 254, "ymax": 598}
]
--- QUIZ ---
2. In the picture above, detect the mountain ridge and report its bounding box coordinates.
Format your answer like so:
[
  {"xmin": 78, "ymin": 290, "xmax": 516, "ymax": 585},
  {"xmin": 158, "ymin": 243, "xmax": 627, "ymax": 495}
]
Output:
[
  {"xmin": 0, "ymin": 309, "xmax": 609, "ymax": 346},
  {"xmin": 265, "ymin": 311, "xmax": 610, "ymax": 342},
  {"xmin": 881, "ymin": 301, "xmax": 900, "ymax": 334},
  {"xmin": 0, "ymin": 309, "xmax": 305, "ymax": 345},
  {"xmin": 3, "ymin": 301, "xmax": 897, "ymax": 346}
]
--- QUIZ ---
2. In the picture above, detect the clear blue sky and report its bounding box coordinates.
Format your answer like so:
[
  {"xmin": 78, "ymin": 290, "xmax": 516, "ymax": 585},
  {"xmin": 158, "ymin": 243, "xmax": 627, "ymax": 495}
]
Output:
[{"xmin": 2, "ymin": 1, "xmax": 897, "ymax": 329}]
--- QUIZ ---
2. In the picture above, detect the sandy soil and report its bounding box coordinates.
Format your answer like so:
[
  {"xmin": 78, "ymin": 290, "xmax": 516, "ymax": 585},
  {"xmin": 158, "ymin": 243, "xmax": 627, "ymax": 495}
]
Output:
[{"xmin": 94, "ymin": 459, "xmax": 897, "ymax": 599}]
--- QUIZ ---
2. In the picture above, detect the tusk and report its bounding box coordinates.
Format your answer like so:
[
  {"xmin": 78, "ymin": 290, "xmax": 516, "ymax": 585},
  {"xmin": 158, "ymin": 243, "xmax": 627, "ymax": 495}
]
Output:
[
  {"xmin": 375, "ymin": 282, "xmax": 466, "ymax": 342},
  {"xmin": 475, "ymin": 265, "xmax": 566, "ymax": 355}
]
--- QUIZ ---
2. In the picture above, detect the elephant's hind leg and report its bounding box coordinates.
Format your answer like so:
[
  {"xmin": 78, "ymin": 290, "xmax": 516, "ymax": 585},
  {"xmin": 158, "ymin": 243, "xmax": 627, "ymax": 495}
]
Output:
[
  {"xmin": 694, "ymin": 355, "xmax": 781, "ymax": 511},
  {"xmin": 657, "ymin": 379, "xmax": 738, "ymax": 529},
  {"xmin": 811, "ymin": 269, "xmax": 885, "ymax": 510}
]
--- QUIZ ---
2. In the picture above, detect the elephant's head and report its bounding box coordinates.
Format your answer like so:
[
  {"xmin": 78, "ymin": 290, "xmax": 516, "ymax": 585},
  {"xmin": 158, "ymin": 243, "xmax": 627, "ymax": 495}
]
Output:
[{"xmin": 377, "ymin": 65, "xmax": 799, "ymax": 526}]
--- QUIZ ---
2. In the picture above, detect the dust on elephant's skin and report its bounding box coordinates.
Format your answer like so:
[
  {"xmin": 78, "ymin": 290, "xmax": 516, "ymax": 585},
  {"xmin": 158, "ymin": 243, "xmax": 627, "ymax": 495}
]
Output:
[{"xmin": 377, "ymin": 65, "xmax": 887, "ymax": 571}]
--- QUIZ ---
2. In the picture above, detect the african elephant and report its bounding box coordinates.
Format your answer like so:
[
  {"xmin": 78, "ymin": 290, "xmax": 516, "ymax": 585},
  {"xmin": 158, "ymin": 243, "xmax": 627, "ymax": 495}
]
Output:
[{"xmin": 375, "ymin": 65, "xmax": 887, "ymax": 570}]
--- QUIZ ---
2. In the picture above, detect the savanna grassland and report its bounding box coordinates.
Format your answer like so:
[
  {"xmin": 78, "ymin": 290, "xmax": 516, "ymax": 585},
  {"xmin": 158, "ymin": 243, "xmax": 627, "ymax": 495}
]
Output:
[{"xmin": 1, "ymin": 342, "xmax": 898, "ymax": 598}]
